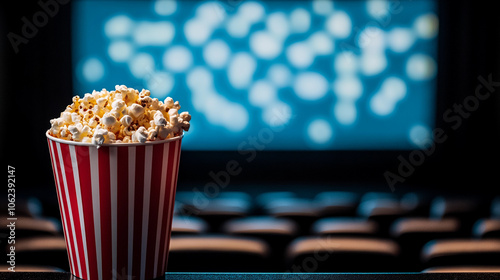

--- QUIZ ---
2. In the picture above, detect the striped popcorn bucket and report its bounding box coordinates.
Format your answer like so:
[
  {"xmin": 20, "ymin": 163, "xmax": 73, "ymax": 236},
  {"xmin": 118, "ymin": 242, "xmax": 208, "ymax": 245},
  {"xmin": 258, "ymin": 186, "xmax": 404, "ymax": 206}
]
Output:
[{"xmin": 46, "ymin": 131, "xmax": 183, "ymax": 280}]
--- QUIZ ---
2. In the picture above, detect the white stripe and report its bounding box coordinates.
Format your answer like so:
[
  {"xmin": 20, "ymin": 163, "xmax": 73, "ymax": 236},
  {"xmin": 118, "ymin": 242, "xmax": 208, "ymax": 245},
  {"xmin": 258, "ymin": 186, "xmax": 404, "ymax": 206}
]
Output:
[
  {"xmin": 56, "ymin": 142, "xmax": 83, "ymax": 277},
  {"xmin": 69, "ymin": 146, "xmax": 90, "ymax": 279},
  {"xmin": 153, "ymin": 143, "xmax": 169, "ymax": 276},
  {"xmin": 109, "ymin": 147, "xmax": 118, "ymax": 278},
  {"xmin": 128, "ymin": 147, "xmax": 136, "ymax": 279},
  {"xmin": 89, "ymin": 147, "xmax": 102, "ymax": 280},
  {"xmin": 140, "ymin": 145, "xmax": 154, "ymax": 280},
  {"xmin": 162, "ymin": 140, "xmax": 180, "ymax": 271},
  {"xmin": 49, "ymin": 141, "xmax": 76, "ymax": 275}
]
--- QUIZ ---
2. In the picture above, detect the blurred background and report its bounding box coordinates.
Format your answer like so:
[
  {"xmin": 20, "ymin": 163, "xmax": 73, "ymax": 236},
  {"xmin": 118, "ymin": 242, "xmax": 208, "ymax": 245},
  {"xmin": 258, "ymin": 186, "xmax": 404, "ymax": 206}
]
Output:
[
  {"xmin": 2, "ymin": 0, "xmax": 500, "ymax": 195},
  {"xmin": 1, "ymin": 0, "xmax": 500, "ymax": 274}
]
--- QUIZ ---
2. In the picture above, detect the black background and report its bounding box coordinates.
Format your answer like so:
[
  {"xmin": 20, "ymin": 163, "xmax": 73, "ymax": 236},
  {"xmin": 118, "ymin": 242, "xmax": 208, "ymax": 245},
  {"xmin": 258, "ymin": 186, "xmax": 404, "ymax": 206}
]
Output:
[{"xmin": 1, "ymin": 0, "xmax": 500, "ymax": 205}]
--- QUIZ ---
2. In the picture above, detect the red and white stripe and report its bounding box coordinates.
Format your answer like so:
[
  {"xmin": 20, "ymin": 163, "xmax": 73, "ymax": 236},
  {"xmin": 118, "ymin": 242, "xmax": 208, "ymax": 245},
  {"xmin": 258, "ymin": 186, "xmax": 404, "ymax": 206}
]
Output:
[{"xmin": 47, "ymin": 136, "xmax": 182, "ymax": 280}]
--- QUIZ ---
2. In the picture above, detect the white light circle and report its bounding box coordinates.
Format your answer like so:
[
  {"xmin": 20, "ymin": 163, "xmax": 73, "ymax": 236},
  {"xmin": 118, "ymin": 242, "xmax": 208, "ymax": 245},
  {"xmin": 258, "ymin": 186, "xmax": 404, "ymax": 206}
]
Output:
[
  {"xmin": 266, "ymin": 12, "xmax": 289, "ymax": 39},
  {"xmin": 406, "ymin": 54, "xmax": 437, "ymax": 81},
  {"xmin": 414, "ymin": 13, "xmax": 439, "ymax": 39},
  {"xmin": 308, "ymin": 119, "xmax": 333, "ymax": 144},
  {"xmin": 108, "ymin": 42, "xmax": 131, "ymax": 61},
  {"xmin": 334, "ymin": 52, "xmax": 358, "ymax": 74},
  {"xmin": 366, "ymin": 0, "xmax": 389, "ymax": 19},
  {"xmin": 358, "ymin": 26, "xmax": 385, "ymax": 51},
  {"xmin": 294, "ymin": 72, "xmax": 329, "ymax": 101},
  {"xmin": 290, "ymin": 8, "xmax": 311, "ymax": 33},
  {"xmin": 146, "ymin": 71, "xmax": 174, "ymax": 99},
  {"xmin": 107, "ymin": 40, "xmax": 134, "ymax": 62},
  {"xmin": 312, "ymin": 0, "xmax": 334, "ymax": 16},
  {"xmin": 129, "ymin": 53, "xmax": 155, "ymax": 79},
  {"xmin": 133, "ymin": 21, "xmax": 175, "ymax": 46},
  {"xmin": 360, "ymin": 52, "xmax": 387, "ymax": 76},
  {"xmin": 187, "ymin": 67, "xmax": 213, "ymax": 92},
  {"xmin": 332, "ymin": 75, "xmax": 363, "ymax": 101},
  {"xmin": 250, "ymin": 31, "xmax": 282, "ymax": 59},
  {"xmin": 222, "ymin": 104, "xmax": 249, "ymax": 132},
  {"xmin": 82, "ymin": 57, "xmax": 105, "ymax": 83},
  {"xmin": 184, "ymin": 19, "xmax": 212, "ymax": 46},
  {"xmin": 308, "ymin": 31, "xmax": 334, "ymax": 55},
  {"xmin": 262, "ymin": 102, "xmax": 292, "ymax": 127},
  {"xmin": 387, "ymin": 28, "xmax": 415, "ymax": 53},
  {"xmin": 409, "ymin": 124, "xmax": 432, "ymax": 148},
  {"xmin": 370, "ymin": 94, "xmax": 395, "ymax": 116},
  {"xmin": 154, "ymin": 0, "xmax": 177, "ymax": 16},
  {"xmin": 382, "ymin": 77, "xmax": 407, "ymax": 101},
  {"xmin": 228, "ymin": 52, "xmax": 257, "ymax": 89},
  {"xmin": 249, "ymin": 80, "xmax": 277, "ymax": 107},
  {"xmin": 238, "ymin": 1, "xmax": 265, "ymax": 23},
  {"xmin": 203, "ymin": 40, "xmax": 231, "ymax": 69},
  {"xmin": 191, "ymin": 89, "xmax": 212, "ymax": 112},
  {"xmin": 334, "ymin": 101, "xmax": 357, "ymax": 125},
  {"xmin": 163, "ymin": 46, "xmax": 193, "ymax": 72},
  {"xmin": 326, "ymin": 11, "xmax": 352, "ymax": 38},
  {"xmin": 105, "ymin": 15, "xmax": 133, "ymax": 38},
  {"xmin": 267, "ymin": 64, "xmax": 292, "ymax": 87},
  {"xmin": 196, "ymin": 2, "xmax": 225, "ymax": 27},
  {"xmin": 286, "ymin": 42, "xmax": 315, "ymax": 68},
  {"xmin": 226, "ymin": 16, "xmax": 251, "ymax": 38}
]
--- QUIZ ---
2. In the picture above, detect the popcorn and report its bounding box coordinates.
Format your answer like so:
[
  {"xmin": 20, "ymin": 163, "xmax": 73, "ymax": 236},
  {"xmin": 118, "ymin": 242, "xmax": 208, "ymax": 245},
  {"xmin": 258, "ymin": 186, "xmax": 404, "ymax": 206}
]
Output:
[
  {"xmin": 179, "ymin": 111, "xmax": 191, "ymax": 122},
  {"xmin": 101, "ymin": 113, "xmax": 117, "ymax": 126},
  {"xmin": 112, "ymin": 100, "xmax": 126, "ymax": 116},
  {"xmin": 71, "ymin": 112, "xmax": 81, "ymax": 124},
  {"xmin": 92, "ymin": 128, "xmax": 109, "ymax": 146},
  {"xmin": 88, "ymin": 115, "xmax": 100, "ymax": 128},
  {"xmin": 61, "ymin": 112, "xmax": 72, "ymax": 124},
  {"xmin": 132, "ymin": 127, "xmax": 148, "ymax": 143},
  {"xmin": 68, "ymin": 123, "xmax": 91, "ymax": 142},
  {"xmin": 96, "ymin": 97, "xmax": 107, "ymax": 108},
  {"xmin": 49, "ymin": 118, "xmax": 64, "ymax": 135},
  {"xmin": 128, "ymin": 103, "xmax": 145, "ymax": 119},
  {"xmin": 164, "ymin": 97, "xmax": 174, "ymax": 109},
  {"xmin": 154, "ymin": 111, "xmax": 167, "ymax": 126},
  {"xmin": 120, "ymin": 115, "xmax": 133, "ymax": 127},
  {"xmin": 178, "ymin": 111, "xmax": 191, "ymax": 131},
  {"xmin": 149, "ymin": 98, "xmax": 161, "ymax": 110},
  {"xmin": 157, "ymin": 125, "xmax": 173, "ymax": 140},
  {"xmin": 47, "ymin": 85, "xmax": 191, "ymax": 145}
]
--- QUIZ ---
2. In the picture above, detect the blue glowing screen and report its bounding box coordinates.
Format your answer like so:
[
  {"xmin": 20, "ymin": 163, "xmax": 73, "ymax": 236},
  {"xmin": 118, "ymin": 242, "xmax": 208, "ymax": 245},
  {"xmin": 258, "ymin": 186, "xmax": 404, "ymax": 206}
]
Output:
[{"xmin": 72, "ymin": 0, "xmax": 438, "ymax": 150}]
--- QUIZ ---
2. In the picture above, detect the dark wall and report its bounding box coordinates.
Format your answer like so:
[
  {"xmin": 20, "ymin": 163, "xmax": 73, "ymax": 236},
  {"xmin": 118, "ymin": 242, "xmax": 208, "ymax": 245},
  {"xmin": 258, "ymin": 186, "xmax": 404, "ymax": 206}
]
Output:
[{"xmin": 1, "ymin": 0, "xmax": 73, "ymax": 197}]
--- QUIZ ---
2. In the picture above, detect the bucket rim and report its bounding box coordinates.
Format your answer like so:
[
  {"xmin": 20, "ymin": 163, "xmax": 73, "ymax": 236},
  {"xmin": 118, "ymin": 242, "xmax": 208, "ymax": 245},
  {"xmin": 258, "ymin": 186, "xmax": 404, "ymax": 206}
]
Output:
[{"xmin": 46, "ymin": 130, "xmax": 183, "ymax": 147}]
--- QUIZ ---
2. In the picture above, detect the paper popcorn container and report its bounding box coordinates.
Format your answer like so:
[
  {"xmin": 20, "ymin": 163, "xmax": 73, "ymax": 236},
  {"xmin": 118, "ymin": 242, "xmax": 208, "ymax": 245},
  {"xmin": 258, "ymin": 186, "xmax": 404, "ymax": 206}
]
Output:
[{"xmin": 46, "ymin": 131, "xmax": 183, "ymax": 280}]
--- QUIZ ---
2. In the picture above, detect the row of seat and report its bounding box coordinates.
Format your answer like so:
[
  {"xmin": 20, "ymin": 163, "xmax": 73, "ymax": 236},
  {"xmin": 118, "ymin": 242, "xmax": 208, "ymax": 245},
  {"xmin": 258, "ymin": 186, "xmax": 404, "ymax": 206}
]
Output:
[
  {"xmin": 4, "ymin": 214, "xmax": 500, "ymax": 242},
  {"xmin": 173, "ymin": 215, "xmax": 500, "ymax": 239},
  {"xmin": 176, "ymin": 191, "xmax": 500, "ymax": 219},
  {"xmin": 3, "ymin": 191, "xmax": 500, "ymax": 273},
  {"xmin": 5, "ymin": 192, "xmax": 500, "ymax": 222},
  {"xmin": 3, "ymin": 234, "xmax": 500, "ymax": 272}
]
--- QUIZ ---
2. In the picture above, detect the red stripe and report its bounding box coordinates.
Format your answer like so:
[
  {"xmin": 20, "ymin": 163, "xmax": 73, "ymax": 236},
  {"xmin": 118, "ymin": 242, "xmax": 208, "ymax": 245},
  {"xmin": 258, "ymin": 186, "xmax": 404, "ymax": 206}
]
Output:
[
  {"xmin": 144, "ymin": 143, "xmax": 165, "ymax": 279},
  {"xmin": 164, "ymin": 140, "xmax": 182, "ymax": 269},
  {"xmin": 156, "ymin": 142, "xmax": 170, "ymax": 276},
  {"xmin": 116, "ymin": 146, "xmax": 129, "ymax": 277},
  {"xmin": 48, "ymin": 140, "xmax": 74, "ymax": 273},
  {"xmin": 132, "ymin": 145, "xmax": 146, "ymax": 278},
  {"xmin": 97, "ymin": 147, "xmax": 112, "ymax": 280},
  {"xmin": 59, "ymin": 143, "xmax": 86, "ymax": 279},
  {"xmin": 47, "ymin": 138, "xmax": 183, "ymax": 279},
  {"xmin": 173, "ymin": 139, "xmax": 182, "ymax": 196},
  {"xmin": 52, "ymin": 142, "xmax": 77, "ymax": 275},
  {"xmin": 161, "ymin": 140, "xmax": 180, "ymax": 272},
  {"xmin": 75, "ymin": 145, "xmax": 99, "ymax": 280},
  {"xmin": 159, "ymin": 140, "xmax": 179, "ymax": 277}
]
